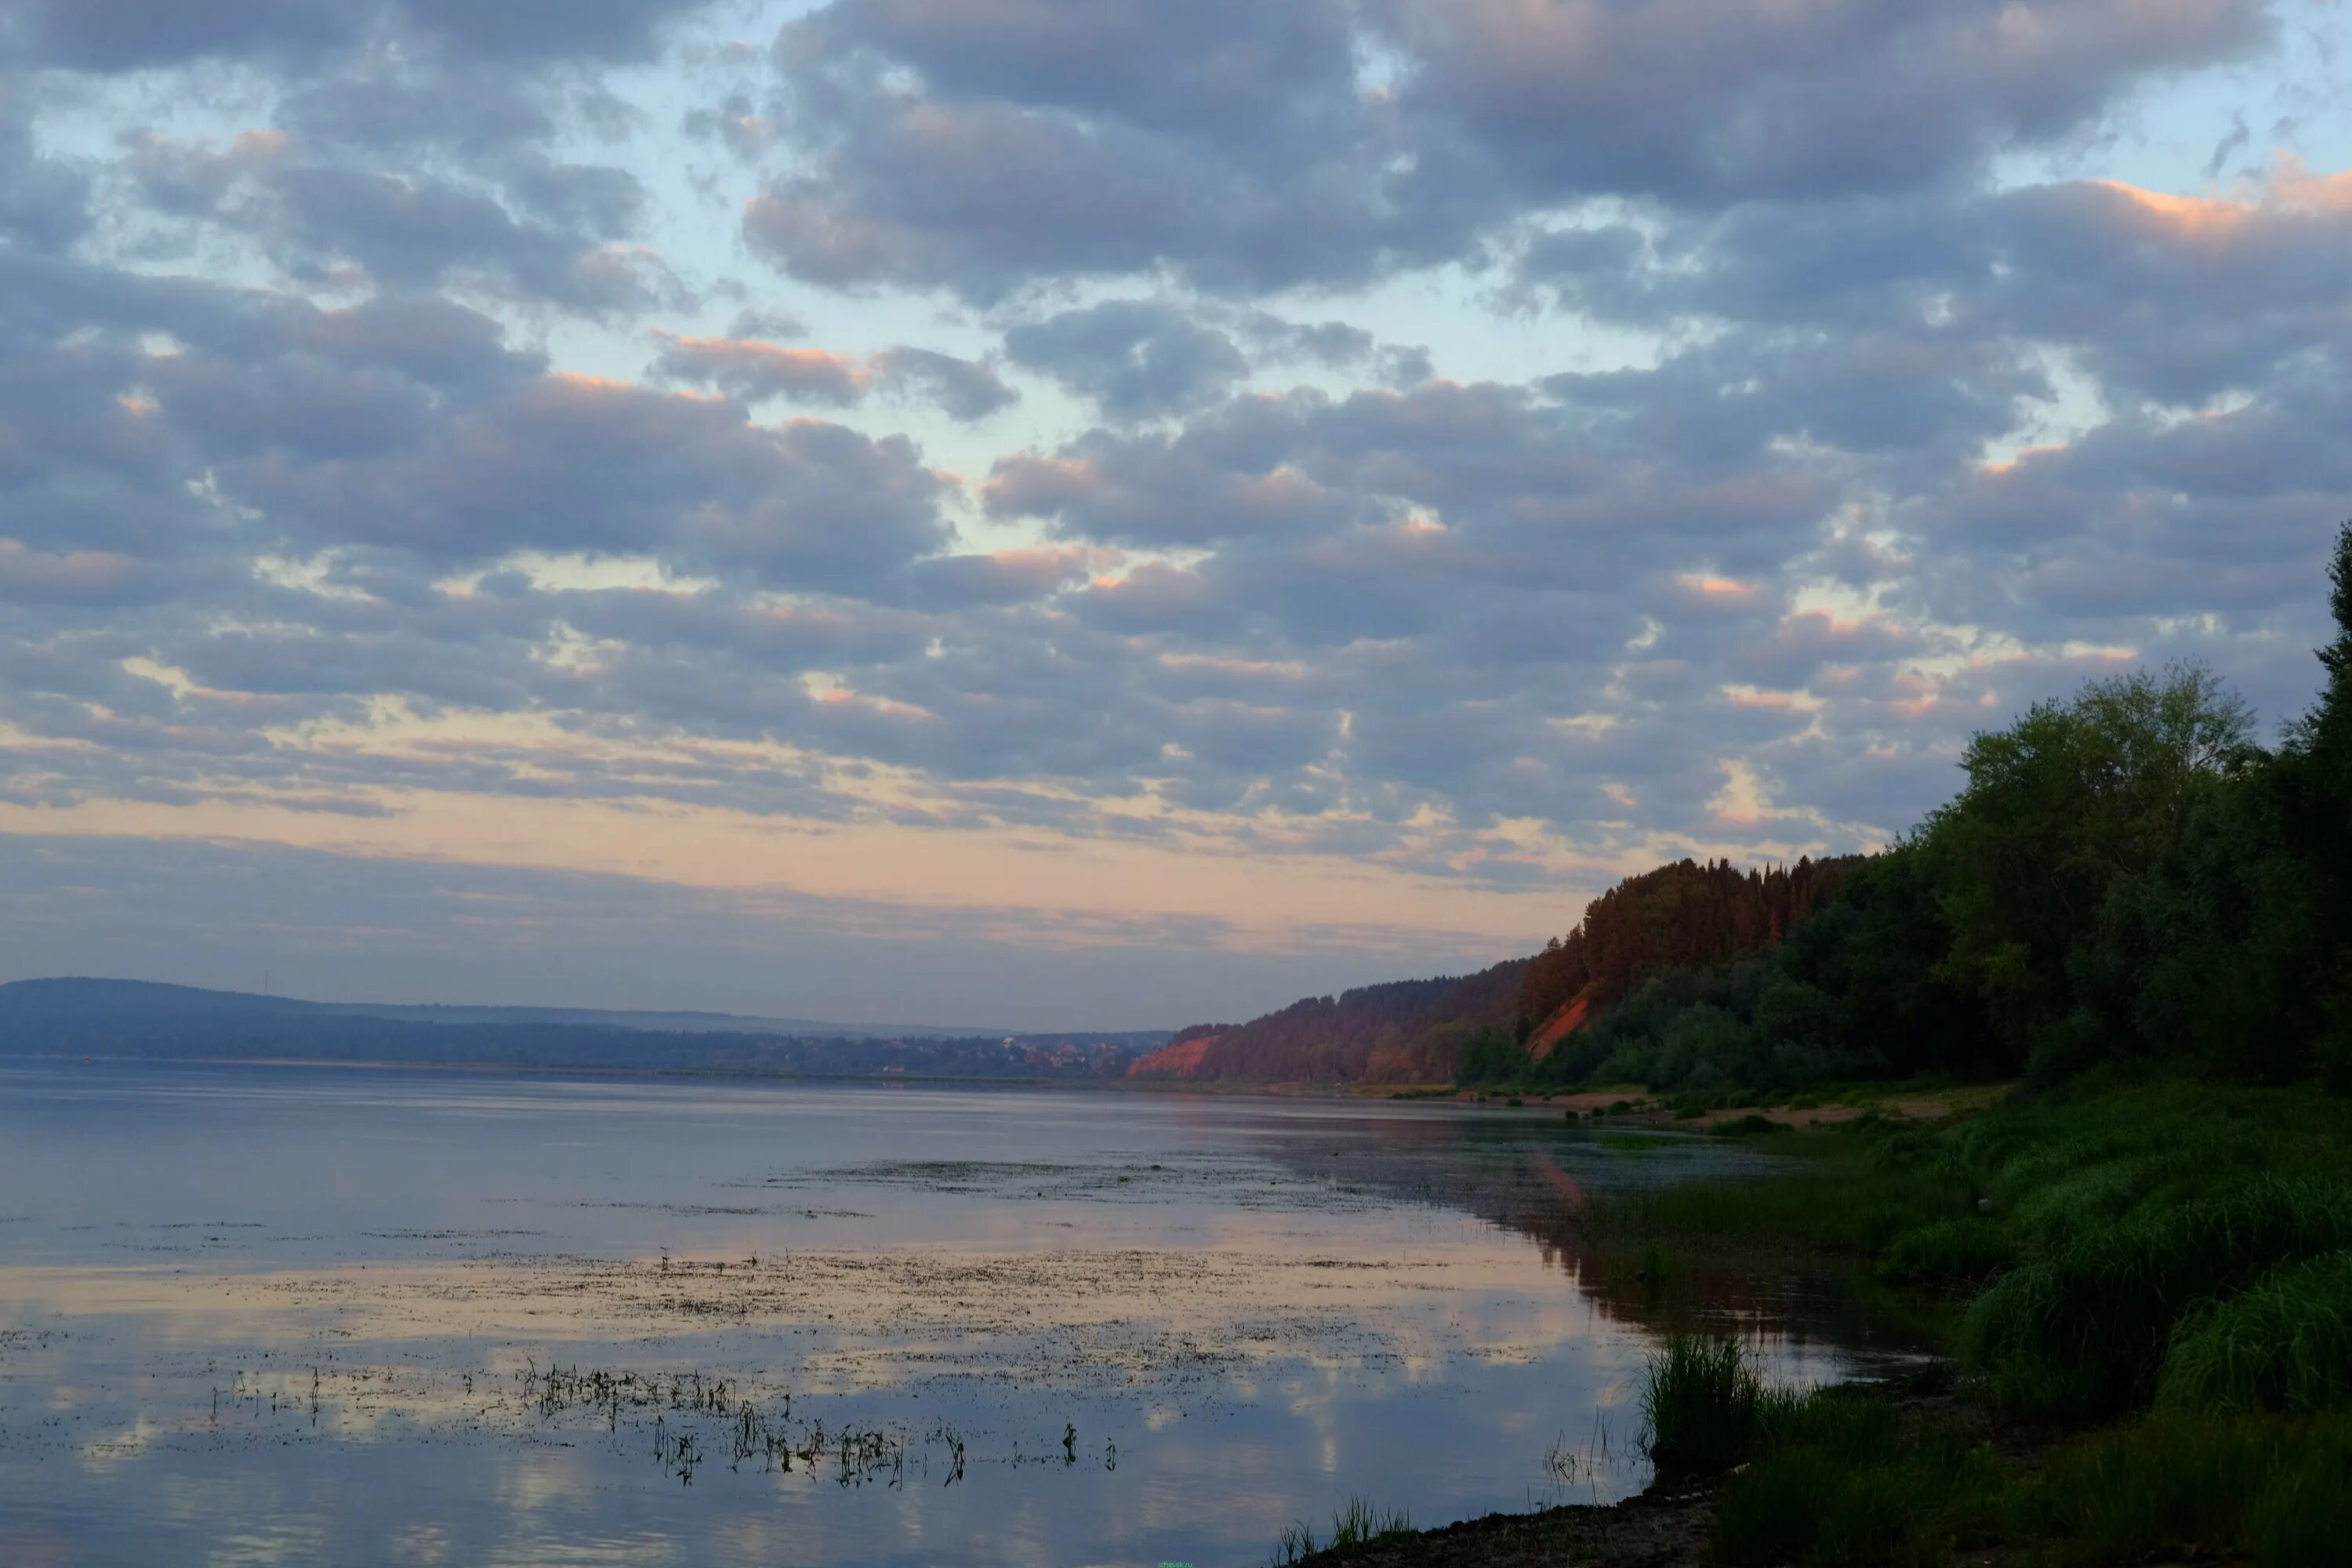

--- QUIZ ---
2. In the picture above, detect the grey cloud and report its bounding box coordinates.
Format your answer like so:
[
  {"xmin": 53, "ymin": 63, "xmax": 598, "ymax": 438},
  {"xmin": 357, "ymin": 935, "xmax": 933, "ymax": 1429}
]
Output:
[
  {"xmin": 267, "ymin": 164, "xmax": 672, "ymax": 310},
  {"xmin": 277, "ymin": 64, "xmax": 557, "ymax": 154},
  {"xmin": 739, "ymin": 100, "xmax": 1418, "ymax": 302},
  {"xmin": 5, "ymin": 0, "xmax": 714, "ymax": 73},
  {"xmin": 4, "ymin": 0, "xmax": 2349, "ymax": 936},
  {"xmin": 1004, "ymin": 300, "xmax": 1249, "ymax": 420},
  {"xmin": 1247, "ymin": 317, "xmax": 1376, "ymax": 369},
  {"xmin": 652, "ymin": 335, "xmax": 1016, "ymax": 422},
  {"xmin": 0, "ymin": 85, "xmax": 88, "ymax": 249},
  {"xmin": 681, "ymin": 93, "xmax": 778, "ymax": 158},
  {"xmin": 871, "ymin": 348, "xmax": 1018, "ymax": 422},
  {"xmin": 395, "ymin": 0, "xmax": 716, "ymax": 62},
  {"xmin": 888, "ymin": 549, "xmax": 1098, "ymax": 611},
  {"xmin": 744, "ymin": 0, "xmax": 1442, "ymax": 300},
  {"xmin": 125, "ymin": 129, "xmax": 675, "ymax": 314},
  {"xmin": 1, "ymin": 0, "xmax": 369, "ymax": 71},
  {"xmin": 789, "ymin": 0, "xmax": 1359, "ymax": 144},
  {"xmin": 0, "ymin": 542, "xmax": 163, "ymax": 607},
  {"xmin": 215, "ymin": 373, "xmax": 951, "ymax": 588},
  {"xmin": 1381, "ymin": 0, "xmax": 2270, "ymax": 205},
  {"xmin": 651, "ymin": 333, "xmax": 868, "ymax": 405},
  {"xmin": 297, "ymin": 294, "xmax": 543, "ymax": 396},
  {"xmin": 747, "ymin": 0, "xmax": 2270, "ymax": 301},
  {"xmin": 1526, "ymin": 177, "xmax": 2352, "ymax": 410},
  {"xmin": 726, "ymin": 308, "xmax": 808, "ymax": 341},
  {"xmin": 1000, "ymin": 299, "xmax": 1393, "ymax": 421},
  {"xmin": 499, "ymin": 156, "xmax": 645, "ymax": 238}
]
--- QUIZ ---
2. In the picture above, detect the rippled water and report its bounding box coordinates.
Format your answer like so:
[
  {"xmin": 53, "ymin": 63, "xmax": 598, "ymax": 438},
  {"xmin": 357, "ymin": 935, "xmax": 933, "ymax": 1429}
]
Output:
[{"xmin": 0, "ymin": 1062, "xmax": 1912, "ymax": 1566}]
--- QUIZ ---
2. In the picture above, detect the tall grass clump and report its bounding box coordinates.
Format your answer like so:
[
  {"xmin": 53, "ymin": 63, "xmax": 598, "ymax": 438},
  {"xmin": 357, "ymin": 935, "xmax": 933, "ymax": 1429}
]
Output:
[
  {"xmin": 1269, "ymin": 1521, "xmax": 1317, "ymax": 1566},
  {"xmin": 1712, "ymin": 1386, "xmax": 2000, "ymax": 1568},
  {"xmin": 2157, "ymin": 1249, "xmax": 2352, "ymax": 1414},
  {"xmin": 1641, "ymin": 1333, "xmax": 1788, "ymax": 1468},
  {"xmin": 1326, "ymin": 1496, "xmax": 1413, "ymax": 1548},
  {"xmin": 1962, "ymin": 1176, "xmax": 2352, "ymax": 1414},
  {"xmin": 2023, "ymin": 1410, "xmax": 2352, "ymax": 1567},
  {"xmin": 1267, "ymin": 1497, "xmax": 1411, "ymax": 1563}
]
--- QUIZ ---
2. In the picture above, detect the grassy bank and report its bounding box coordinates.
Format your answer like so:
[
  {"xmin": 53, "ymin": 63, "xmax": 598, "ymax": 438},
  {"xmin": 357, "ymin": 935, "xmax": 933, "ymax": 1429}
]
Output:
[{"xmin": 1300, "ymin": 1076, "xmax": 2352, "ymax": 1566}]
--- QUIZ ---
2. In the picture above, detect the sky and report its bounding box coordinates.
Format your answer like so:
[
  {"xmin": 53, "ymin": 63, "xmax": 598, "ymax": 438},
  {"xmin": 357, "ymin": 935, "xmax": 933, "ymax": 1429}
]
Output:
[{"xmin": 0, "ymin": 0, "xmax": 2347, "ymax": 1030}]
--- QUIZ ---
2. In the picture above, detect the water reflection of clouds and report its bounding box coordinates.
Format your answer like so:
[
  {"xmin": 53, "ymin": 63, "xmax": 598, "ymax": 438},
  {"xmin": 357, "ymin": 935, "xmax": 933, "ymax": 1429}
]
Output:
[{"xmin": 0, "ymin": 1066, "xmax": 1907, "ymax": 1566}]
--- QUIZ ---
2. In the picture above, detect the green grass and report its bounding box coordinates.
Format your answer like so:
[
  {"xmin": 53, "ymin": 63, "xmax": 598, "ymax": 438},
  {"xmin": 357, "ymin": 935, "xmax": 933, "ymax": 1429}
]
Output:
[
  {"xmin": 2022, "ymin": 1410, "xmax": 2352, "ymax": 1566},
  {"xmin": 1640, "ymin": 1333, "xmax": 1790, "ymax": 1468},
  {"xmin": 1712, "ymin": 1385, "xmax": 2000, "ymax": 1568},
  {"xmin": 1963, "ymin": 1174, "xmax": 2352, "ymax": 1414},
  {"xmin": 2158, "ymin": 1248, "xmax": 2352, "ymax": 1414},
  {"xmin": 1606, "ymin": 1081, "xmax": 2352, "ymax": 1564},
  {"xmin": 1713, "ymin": 1385, "xmax": 2352, "ymax": 1568},
  {"xmin": 1327, "ymin": 1496, "xmax": 1413, "ymax": 1547},
  {"xmin": 1268, "ymin": 1497, "xmax": 1414, "ymax": 1563}
]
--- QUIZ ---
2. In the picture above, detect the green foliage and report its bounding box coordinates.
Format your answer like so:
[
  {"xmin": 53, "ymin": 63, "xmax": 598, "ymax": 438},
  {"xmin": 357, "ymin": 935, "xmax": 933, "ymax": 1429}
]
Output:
[
  {"xmin": 1497, "ymin": 526, "xmax": 2352, "ymax": 1095},
  {"xmin": 1641, "ymin": 1058, "xmax": 2352, "ymax": 1568},
  {"xmin": 1450, "ymin": 1025, "xmax": 1529, "ymax": 1086},
  {"xmin": 1964, "ymin": 1176, "xmax": 2352, "ymax": 1416},
  {"xmin": 1918, "ymin": 663, "xmax": 2258, "ymax": 1076},
  {"xmin": 2158, "ymin": 1250, "xmax": 2352, "ymax": 1415}
]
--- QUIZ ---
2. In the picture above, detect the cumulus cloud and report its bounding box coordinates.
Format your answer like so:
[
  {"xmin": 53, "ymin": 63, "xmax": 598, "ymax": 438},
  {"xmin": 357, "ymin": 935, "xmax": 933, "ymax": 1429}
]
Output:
[
  {"xmin": 1381, "ymin": 0, "xmax": 2271, "ymax": 205},
  {"xmin": 2, "ymin": 0, "xmax": 716, "ymax": 72},
  {"xmin": 0, "ymin": 0, "xmax": 2347, "ymax": 1019},
  {"xmin": 742, "ymin": 0, "xmax": 2276, "ymax": 301},
  {"xmin": 652, "ymin": 332, "xmax": 1015, "ymax": 421},
  {"xmin": 1004, "ymin": 300, "xmax": 1250, "ymax": 420}
]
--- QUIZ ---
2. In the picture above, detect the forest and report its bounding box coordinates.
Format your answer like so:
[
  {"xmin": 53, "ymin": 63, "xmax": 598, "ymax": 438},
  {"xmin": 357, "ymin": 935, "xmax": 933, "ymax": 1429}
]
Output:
[
  {"xmin": 1484, "ymin": 523, "xmax": 2352, "ymax": 1094},
  {"xmin": 1163, "ymin": 522, "xmax": 2352, "ymax": 1098},
  {"xmin": 1129, "ymin": 960, "xmax": 1526, "ymax": 1082}
]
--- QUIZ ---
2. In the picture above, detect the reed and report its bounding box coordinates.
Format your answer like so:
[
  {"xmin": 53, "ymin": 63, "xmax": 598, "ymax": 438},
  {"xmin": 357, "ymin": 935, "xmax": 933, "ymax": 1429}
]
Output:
[{"xmin": 1639, "ymin": 1332, "xmax": 1791, "ymax": 1469}]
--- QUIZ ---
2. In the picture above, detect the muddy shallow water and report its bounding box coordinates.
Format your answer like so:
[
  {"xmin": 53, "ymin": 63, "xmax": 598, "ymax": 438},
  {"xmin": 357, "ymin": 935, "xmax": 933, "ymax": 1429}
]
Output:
[{"xmin": 0, "ymin": 1062, "xmax": 1915, "ymax": 1566}]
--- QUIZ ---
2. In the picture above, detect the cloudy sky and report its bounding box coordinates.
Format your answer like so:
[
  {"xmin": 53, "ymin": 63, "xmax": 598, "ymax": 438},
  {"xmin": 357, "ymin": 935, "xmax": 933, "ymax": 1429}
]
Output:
[{"xmin": 0, "ymin": 0, "xmax": 2346, "ymax": 1029}]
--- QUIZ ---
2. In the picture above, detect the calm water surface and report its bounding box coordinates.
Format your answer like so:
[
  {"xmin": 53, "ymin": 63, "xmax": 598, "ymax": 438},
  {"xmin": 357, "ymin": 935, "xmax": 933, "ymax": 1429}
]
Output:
[{"xmin": 0, "ymin": 1062, "xmax": 1911, "ymax": 1566}]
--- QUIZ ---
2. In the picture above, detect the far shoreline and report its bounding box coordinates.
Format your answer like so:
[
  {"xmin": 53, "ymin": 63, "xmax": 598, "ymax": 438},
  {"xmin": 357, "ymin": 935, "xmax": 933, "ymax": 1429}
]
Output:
[{"xmin": 5, "ymin": 1051, "xmax": 1991, "ymax": 1136}]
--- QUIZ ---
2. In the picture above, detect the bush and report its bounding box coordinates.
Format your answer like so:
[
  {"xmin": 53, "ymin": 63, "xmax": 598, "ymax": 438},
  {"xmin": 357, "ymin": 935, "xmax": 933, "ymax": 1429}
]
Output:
[
  {"xmin": 2158, "ymin": 1250, "xmax": 2352, "ymax": 1414},
  {"xmin": 1965, "ymin": 1177, "xmax": 2352, "ymax": 1414}
]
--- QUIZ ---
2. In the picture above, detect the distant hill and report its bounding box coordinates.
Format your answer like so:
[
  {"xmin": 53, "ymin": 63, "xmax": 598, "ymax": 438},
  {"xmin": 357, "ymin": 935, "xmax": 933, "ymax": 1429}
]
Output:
[
  {"xmin": 0, "ymin": 978, "xmax": 1167, "ymax": 1079},
  {"xmin": 0, "ymin": 978, "xmax": 985, "ymax": 1039},
  {"xmin": 1135, "ymin": 856, "xmax": 1850, "ymax": 1085},
  {"xmin": 1130, "ymin": 960, "xmax": 1526, "ymax": 1084}
]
